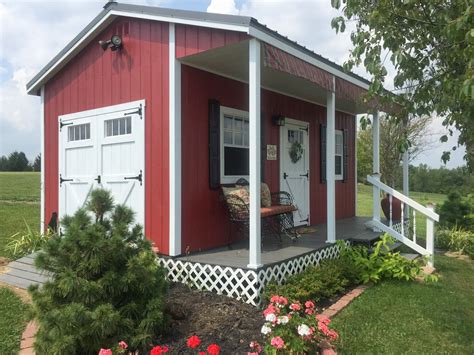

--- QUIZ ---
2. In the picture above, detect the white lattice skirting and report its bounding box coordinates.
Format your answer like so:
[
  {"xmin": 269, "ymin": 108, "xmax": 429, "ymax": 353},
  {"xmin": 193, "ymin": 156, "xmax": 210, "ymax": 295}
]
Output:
[{"xmin": 157, "ymin": 242, "xmax": 349, "ymax": 307}]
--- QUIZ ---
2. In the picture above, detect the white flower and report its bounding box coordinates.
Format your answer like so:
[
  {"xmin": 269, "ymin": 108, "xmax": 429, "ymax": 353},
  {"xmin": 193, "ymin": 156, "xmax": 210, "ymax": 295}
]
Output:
[
  {"xmin": 261, "ymin": 324, "xmax": 272, "ymax": 335},
  {"xmin": 277, "ymin": 316, "xmax": 289, "ymax": 324},
  {"xmin": 297, "ymin": 324, "xmax": 311, "ymax": 336},
  {"xmin": 265, "ymin": 313, "xmax": 277, "ymax": 322}
]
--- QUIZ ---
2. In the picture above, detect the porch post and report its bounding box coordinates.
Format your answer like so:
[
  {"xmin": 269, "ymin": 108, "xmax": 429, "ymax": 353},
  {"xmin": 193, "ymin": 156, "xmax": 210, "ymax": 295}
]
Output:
[
  {"xmin": 326, "ymin": 76, "xmax": 336, "ymax": 243},
  {"xmin": 372, "ymin": 111, "xmax": 381, "ymax": 222},
  {"xmin": 169, "ymin": 23, "xmax": 182, "ymax": 256},
  {"xmin": 40, "ymin": 86, "xmax": 45, "ymax": 234},
  {"xmin": 247, "ymin": 38, "xmax": 262, "ymax": 269}
]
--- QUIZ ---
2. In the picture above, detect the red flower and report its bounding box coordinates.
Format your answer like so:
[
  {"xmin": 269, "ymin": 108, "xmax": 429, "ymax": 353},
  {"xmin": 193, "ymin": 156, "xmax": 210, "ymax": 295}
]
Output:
[
  {"xmin": 186, "ymin": 335, "xmax": 202, "ymax": 349},
  {"xmin": 207, "ymin": 344, "xmax": 221, "ymax": 355},
  {"xmin": 198, "ymin": 352, "xmax": 206, "ymax": 355},
  {"xmin": 150, "ymin": 345, "xmax": 169, "ymax": 355}
]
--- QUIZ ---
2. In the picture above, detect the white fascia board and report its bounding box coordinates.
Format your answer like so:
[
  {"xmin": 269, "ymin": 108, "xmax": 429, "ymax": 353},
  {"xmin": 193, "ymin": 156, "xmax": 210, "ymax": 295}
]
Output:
[
  {"xmin": 248, "ymin": 26, "xmax": 370, "ymax": 91},
  {"xmin": 110, "ymin": 10, "xmax": 249, "ymax": 33}
]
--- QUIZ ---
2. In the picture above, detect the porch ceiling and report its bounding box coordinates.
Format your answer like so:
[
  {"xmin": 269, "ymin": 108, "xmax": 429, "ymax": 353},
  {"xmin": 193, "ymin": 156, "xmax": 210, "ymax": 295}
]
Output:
[{"xmin": 180, "ymin": 40, "xmax": 369, "ymax": 115}]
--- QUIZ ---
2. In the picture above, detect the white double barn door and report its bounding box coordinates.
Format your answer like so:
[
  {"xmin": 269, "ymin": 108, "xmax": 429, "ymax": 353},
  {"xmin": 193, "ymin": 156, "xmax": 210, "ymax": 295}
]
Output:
[{"xmin": 59, "ymin": 100, "xmax": 145, "ymax": 227}]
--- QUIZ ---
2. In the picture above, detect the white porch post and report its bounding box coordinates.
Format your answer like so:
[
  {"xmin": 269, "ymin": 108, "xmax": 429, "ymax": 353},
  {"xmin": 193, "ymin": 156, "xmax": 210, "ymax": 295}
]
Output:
[
  {"xmin": 248, "ymin": 38, "xmax": 262, "ymax": 269},
  {"xmin": 326, "ymin": 76, "xmax": 336, "ymax": 243},
  {"xmin": 169, "ymin": 23, "xmax": 182, "ymax": 256},
  {"xmin": 372, "ymin": 111, "xmax": 381, "ymax": 222},
  {"xmin": 40, "ymin": 86, "xmax": 45, "ymax": 233}
]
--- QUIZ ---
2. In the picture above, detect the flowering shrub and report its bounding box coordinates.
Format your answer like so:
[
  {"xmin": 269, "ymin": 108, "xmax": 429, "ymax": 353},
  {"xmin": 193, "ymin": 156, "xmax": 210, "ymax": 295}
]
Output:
[
  {"xmin": 98, "ymin": 336, "xmax": 221, "ymax": 355},
  {"xmin": 256, "ymin": 295, "xmax": 339, "ymax": 353}
]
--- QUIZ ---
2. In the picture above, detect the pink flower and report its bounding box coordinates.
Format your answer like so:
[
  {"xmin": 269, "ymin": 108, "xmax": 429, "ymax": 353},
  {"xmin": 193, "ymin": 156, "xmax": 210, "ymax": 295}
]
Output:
[
  {"xmin": 270, "ymin": 336, "xmax": 285, "ymax": 349},
  {"xmin": 327, "ymin": 329, "xmax": 339, "ymax": 340},
  {"xmin": 198, "ymin": 352, "xmax": 206, "ymax": 355},
  {"xmin": 318, "ymin": 321, "xmax": 329, "ymax": 335},
  {"xmin": 305, "ymin": 300, "xmax": 315, "ymax": 309},
  {"xmin": 207, "ymin": 344, "xmax": 221, "ymax": 355},
  {"xmin": 249, "ymin": 341, "xmax": 262, "ymax": 353},
  {"xmin": 270, "ymin": 295, "xmax": 280, "ymax": 303},
  {"xmin": 118, "ymin": 341, "xmax": 128, "ymax": 349},
  {"xmin": 248, "ymin": 353, "xmax": 259, "ymax": 355},
  {"xmin": 305, "ymin": 308, "xmax": 315, "ymax": 315},
  {"xmin": 316, "ymin": 314, "xmax": 331, "ymax": 325},
  {"xmin": 150, "ymin": 345, "xmax": 169, "ymax": 355},
  {"xmin": 186, "ymin": 335, "xmax": 201, "ymax": 349},
  {"xmin": 263, "ymin": 304, "xmax": 279, "ymax": 317},
  {"xmin": 99, "ymin": 349, "xmax": 112, "ymax": 355},
  {"xmin": 290, "ymin": 303, "xmax": 301, "ymax": 311},
  {"xmin": 269, "ymin": 295, "xmax": 288, "ymax": 305}
]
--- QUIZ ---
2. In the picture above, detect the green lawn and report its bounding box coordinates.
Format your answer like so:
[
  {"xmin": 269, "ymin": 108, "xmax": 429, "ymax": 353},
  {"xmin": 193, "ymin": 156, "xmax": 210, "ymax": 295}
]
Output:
[
  {"xmin": 0, "ymin": 287, "xmax": 31, "ymax": 354},
  {"xmin": 333, "ymin": 255, "xmax": 474, "ymax": 354},
  {"xmin": 0, "ymin": 172, "xmax": 40, "ymax": 259}
]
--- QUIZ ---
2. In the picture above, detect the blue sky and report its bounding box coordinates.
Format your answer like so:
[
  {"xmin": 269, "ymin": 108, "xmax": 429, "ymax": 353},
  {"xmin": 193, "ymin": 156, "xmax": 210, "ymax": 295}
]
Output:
[{"xmin": 0, "ymin": 0, "xmax": 467, "ymax": 168}]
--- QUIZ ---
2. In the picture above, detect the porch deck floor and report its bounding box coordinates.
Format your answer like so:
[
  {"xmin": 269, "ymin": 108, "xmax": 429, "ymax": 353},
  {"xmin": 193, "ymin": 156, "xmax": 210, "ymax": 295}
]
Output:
[{"xmin": 175, "ymin": 216, "xmax": 381, "ymax": 269}]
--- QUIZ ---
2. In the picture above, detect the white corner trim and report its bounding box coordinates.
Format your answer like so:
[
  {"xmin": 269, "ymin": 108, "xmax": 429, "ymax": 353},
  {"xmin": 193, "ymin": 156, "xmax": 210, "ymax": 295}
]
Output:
[
  {"xmin": 169, "ymin": 23, "xmax": 182, "ymax": 256},
  {"xmin": 354, "ymin": 115, "xmax": 358, "ymax": 214},
  {"xmin": 40, "ymin": 86, "xmax": 45, "ymax": 233},
  {"xmin": 248, "ymin": 26, "xmax": 370, "ymax": 91},
  {"xmin": 326, "ymin": 76, "xmax": 336, "ymax": 244}
]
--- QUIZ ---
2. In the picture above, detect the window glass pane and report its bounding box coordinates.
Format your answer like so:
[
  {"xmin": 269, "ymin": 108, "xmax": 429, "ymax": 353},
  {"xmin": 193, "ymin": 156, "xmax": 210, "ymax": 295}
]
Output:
[
  {"xmin": 224, "ymin": 131, "xmax": 233, "ymax": 144},
  {"xmin": 335, "ymin": 156, "xmax": 342, "ymax": 175},
  {"xmin": 68, "ymin": 123, "xmax": 90, "ymax": 141},
  {"xmin": 335, "ymin": 143, "xmax": 342, "ymax": 155},
  {"xmin": 336, "ymin": 133, "xmax": 343, "ymax": 145},
  {"xmin": 234, "ymin": 118, "xmax": 242, "ymax": 131},
  {"xmin": 288, "ymin": 130, "xmax": 294, "ymax": 143},
  {"xmin": 74, "ymin": 126, "xmax": 80, "ymax": 141},
  {"xmin": 224, "ymin": 147, "xmax": 249, "ymax": 176},
  {"xmin": 234, "ymin": 131, "xmax": 243, "ymax": 145},
  {"xmin": 119, "ymin": 117, "xmax": 126, "ymax": 135},
  {"xmin": 244, "ymin": 121, "xmax": 249, "ymax": 136},
  {"xmin": 224, "ymin": 115, "xmax": 233, "ymax": 129},
  {"xmin": 112, "ymin": 119, "xmax": 118, "ymax": 135},
  {"xmin": 80, "ymin": 125, "xmax": 85, "ymax": 140},
  {"xmin": 68, "ymin": 127, "xmax": 73, "ymax": 141},
  {"xmin": 126, "ymin": 116, "xmax": 131, "ymax": 134},
  {"xmin": 85, "ymin": 123, "xmax": 90, "ymax": 139},
  {"xmin": 243, "ymin": 134, "xmax": 249, "ymax": 147}
]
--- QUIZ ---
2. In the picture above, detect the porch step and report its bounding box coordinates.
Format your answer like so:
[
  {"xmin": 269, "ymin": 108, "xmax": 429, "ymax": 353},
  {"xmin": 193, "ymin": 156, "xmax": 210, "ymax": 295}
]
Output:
[{"xmin": 400, "ymin": 253, "xmax": 420, "ymax": 261}]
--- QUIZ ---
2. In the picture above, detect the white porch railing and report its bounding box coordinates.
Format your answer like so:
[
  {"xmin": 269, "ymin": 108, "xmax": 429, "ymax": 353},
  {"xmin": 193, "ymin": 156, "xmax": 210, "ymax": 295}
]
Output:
[{"xmin": 366, "ymin": 174, "xmax": 439, "ymax": 267}]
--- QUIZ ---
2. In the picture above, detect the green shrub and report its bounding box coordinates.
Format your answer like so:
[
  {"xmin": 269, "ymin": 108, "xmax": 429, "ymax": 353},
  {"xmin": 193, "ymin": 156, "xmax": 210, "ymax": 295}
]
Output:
[
  {"xmin": 5, "ymin": 219, "xmax": 55, "ymax": 258},
  {"xmin": 339, "ymin": 234, "xmax": 433, "ymax": 283},
  {"xmin": 436, "ymin": 227, "xmax": 474, "ymax": 258},
  {"xmin": 29, "ymin": 189, "xmax": 167, "ymax": 354},
  {"xmin": 264, "ymin": 256, "xmax": 359, "ymax": 304},
  {"xmin": 436, "ymin": 192, "xmax": 474, "ymax": 230}
]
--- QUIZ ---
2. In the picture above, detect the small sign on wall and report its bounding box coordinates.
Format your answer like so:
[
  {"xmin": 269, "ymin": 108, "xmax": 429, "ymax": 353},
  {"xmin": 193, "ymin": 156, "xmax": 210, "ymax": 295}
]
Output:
[{"xmin": 267, "ymin": 144, "xmax": 277, "ymax": 160}]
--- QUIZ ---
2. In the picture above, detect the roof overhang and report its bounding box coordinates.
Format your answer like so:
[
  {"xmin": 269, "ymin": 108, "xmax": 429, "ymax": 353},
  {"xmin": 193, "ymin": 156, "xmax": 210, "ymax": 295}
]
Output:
[{"xmin": 26, "ymin": 2, "xmax": 371, "ymax": 98}]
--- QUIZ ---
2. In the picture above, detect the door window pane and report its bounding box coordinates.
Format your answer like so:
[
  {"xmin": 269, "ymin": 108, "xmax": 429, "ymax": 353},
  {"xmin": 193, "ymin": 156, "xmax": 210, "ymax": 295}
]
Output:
[
  {"xmin": 68, "ymin": 123, "xmax": 91, "ymax": 142},
  {"xmin": 105, "ymin": 117, "xmax": 132, "ymax": 137}
]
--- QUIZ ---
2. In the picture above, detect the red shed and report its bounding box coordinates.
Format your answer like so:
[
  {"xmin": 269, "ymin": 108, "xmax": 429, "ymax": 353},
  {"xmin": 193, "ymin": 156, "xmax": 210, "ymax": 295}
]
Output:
[{"xmin": 28, "ymin": 1, "xmax": 433, "ymax": 305}]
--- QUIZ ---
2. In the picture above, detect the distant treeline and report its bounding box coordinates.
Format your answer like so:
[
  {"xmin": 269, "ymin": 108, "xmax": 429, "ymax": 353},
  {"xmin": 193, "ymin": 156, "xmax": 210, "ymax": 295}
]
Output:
[
  {"xmin": 0, "ymin": 151, "xmax": 40, "ymax": 172},
  {"xmin": 398, "ymin": 164, "xmax": 473, "ymax": 195}
]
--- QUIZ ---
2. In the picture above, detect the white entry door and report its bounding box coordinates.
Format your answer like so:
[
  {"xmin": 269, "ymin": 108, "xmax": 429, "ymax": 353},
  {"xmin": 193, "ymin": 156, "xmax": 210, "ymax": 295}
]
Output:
[
  {"xmin": 280, "ymin": 119, "xmax": 310, "ymax": 226},
  {"xmin": 59, "ymin": 100, "xmax": 145, "ymax": 227}
]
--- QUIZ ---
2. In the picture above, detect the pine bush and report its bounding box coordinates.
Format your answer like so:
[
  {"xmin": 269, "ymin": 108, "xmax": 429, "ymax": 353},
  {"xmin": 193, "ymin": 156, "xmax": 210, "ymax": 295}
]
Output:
[{"xmin": 29, "ymin": 189, "xmax": 167, "ymax": 354}]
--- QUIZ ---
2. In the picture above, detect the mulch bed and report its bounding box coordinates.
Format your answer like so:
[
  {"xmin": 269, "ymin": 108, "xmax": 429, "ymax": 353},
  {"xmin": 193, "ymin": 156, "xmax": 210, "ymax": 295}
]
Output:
[{"xmin": 159, "ymin": 283, "xmax": 264, "ymax": 354}]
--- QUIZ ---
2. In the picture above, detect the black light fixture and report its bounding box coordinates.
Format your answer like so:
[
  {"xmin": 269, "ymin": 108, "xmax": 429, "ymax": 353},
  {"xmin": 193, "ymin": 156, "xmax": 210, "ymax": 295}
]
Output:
[
  {"xmin": 272, "ymin": 115, "xmax": 286, "ymax": 126},
  {"xmin": 98, "ymin": 35, "xmax": 123, "ymax": 51}
]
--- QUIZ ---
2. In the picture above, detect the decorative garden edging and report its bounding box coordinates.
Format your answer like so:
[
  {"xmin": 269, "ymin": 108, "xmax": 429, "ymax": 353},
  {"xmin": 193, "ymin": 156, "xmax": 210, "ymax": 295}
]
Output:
[
  {"xmin": 321, "ymin": 284, "xmax": 373, "ymax": 318},
  {"xmin": 20, "ymin": 320, "xmax": 38, "ymax": 355}
]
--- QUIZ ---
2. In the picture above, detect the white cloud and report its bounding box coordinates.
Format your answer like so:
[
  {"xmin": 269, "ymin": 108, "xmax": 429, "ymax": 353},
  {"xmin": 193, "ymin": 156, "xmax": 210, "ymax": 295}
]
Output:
[{"xmin": 207, "ymin": 0, "xmax": 239, "ymax": 15}]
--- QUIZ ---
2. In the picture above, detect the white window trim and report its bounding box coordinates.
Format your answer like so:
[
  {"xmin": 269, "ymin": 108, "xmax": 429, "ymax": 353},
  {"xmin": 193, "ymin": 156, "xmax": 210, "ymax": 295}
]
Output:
[
  {"xmin": 220, "ymin": 106, "xmax": 249, "ymax": 184},
  {"xmin": 335, "ymin": 129, "xmax": 343, "ymax": 180}
]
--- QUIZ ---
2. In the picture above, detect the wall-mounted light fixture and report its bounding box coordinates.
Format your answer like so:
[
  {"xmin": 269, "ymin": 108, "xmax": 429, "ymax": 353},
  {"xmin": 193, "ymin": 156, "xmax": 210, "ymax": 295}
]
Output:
[
  {"xmin": 98, "ymin": 35, "xmax": 123, "ymax": 51},
  {"xmin": 272, "ymin": 115, "xmax": 286, "ymax": 127}
]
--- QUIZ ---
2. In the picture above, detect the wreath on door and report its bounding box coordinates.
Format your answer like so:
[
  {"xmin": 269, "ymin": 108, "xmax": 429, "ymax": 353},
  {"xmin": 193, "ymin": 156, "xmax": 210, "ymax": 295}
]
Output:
[{"xmin": 289, "ymin": 141, "xmax": 303, "ymax": 163}]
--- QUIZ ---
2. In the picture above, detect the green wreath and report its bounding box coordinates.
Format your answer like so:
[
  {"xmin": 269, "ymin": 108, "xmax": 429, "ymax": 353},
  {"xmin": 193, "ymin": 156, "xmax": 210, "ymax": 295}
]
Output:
[{"xmin": 289, "ymin": 141, "xmax": 303, "ymax": 163}]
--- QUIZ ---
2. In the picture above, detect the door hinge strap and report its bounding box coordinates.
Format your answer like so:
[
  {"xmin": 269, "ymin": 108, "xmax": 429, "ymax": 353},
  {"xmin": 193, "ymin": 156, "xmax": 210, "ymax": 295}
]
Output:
[
  {"xmin": 94, "ymin": 175, "xmax": 101, "ymax": 184},
  {"xmin": 59, "ymin": 174, "xmax": 73, "ymax": 186},
  {"xmin": 124, "ymin": 170, "xmax": 143, "ymax": 186},
  {"xmin": 124, "ymin": 104, "xmax": 143, "ymax": 119},
  {"xmin": 59, "ymin": 120, "xmax": 73, "ymax": 131}
]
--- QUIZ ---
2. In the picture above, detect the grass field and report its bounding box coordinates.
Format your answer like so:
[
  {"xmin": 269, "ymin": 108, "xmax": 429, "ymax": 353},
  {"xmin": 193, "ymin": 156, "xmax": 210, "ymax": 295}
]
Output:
[{"xmin": 0, "ymin": 172, "xmax": 40, "ymax": 258}]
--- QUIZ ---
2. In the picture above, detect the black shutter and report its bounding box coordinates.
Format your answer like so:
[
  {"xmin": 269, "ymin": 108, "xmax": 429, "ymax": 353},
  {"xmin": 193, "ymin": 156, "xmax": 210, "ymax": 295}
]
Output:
[
  {"xmin": 261, "ymin": 112, "xmax": 266, "ymax": 181},
  {"xmin": 320, "ymin": 124, "xmax": 327, "ymax": 183},
  {"xmin": 343, "ymin": 129, "xmax": 349, "ymax": 182},
  {"xmin": 209, "ymin": 99, "xmax": 220, "ymax": 189}
]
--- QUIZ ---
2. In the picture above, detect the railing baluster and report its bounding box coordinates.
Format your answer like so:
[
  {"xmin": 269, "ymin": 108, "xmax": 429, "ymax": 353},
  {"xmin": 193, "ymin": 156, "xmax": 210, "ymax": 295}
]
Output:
[
  {"xmin": 401, "ymin": 202, "xmax": 405, "ymax": 237},
  {"xmin": 389, "ymin": 194, "xmax": 393, "ymax": 228},
  {"xmin": 412, "ymin": 209, "xmax": 417, "ymax": 243}
]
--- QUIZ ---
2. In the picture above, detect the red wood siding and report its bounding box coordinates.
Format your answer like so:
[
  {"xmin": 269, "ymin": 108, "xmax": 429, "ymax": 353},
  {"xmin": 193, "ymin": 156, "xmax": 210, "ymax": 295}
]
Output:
[
  {"xmin": 175, "ymin": 24, "xmax": 248, "ymax": 58},
  {"xmin": 43, "ymin": 18, "xmax": 170, "ymax": 254},
  {"xmin": 181, "ymin": 65, "xmax": 356, "ymax": 253}
]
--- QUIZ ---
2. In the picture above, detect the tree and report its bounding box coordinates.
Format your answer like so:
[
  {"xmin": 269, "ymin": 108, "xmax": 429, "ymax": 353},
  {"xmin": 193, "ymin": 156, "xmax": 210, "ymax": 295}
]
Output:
[
  {"xmin": 357, "ymin": 114, "xmax": 433, "ymax": 187},
  {"xmin": 33, "ymin": 154, "xmax": 41, "ymax": 172},
  {"xmin": 331, "ymin": 0, "xmax": 474, "ymax": 169},
  {"xmin": 6, "ymin": 151, "xmax": 31, "ymax": 171},
  {"xmin": 30, "ymin": 189, "xmax": 167, "ymax": 354},
  {"xmin": 0, "ymin": 156, "xmax": 8, "ymax": 171}
]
